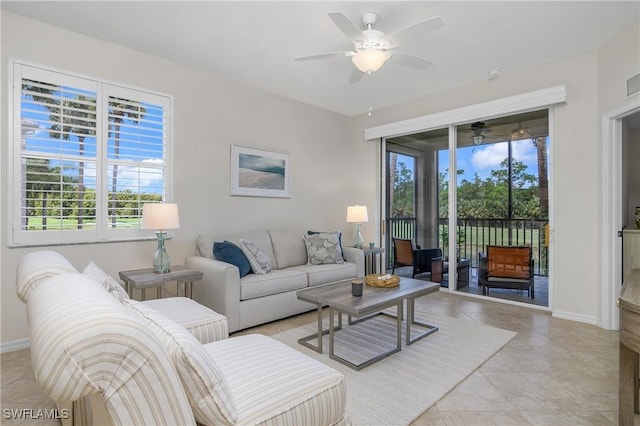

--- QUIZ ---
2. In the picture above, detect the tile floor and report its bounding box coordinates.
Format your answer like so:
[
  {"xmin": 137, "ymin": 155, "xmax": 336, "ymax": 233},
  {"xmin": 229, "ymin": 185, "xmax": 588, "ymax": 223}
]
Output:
[{"xmin": 1, "ymin": 291, "xmax": 635, "ymax": 425}]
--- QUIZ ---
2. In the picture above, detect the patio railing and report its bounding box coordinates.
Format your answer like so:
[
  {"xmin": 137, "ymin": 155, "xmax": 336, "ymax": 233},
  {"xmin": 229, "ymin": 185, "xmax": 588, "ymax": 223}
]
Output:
[{"xmin": 386, "ymin": 217, "xmax": 549, "ymax": 276}]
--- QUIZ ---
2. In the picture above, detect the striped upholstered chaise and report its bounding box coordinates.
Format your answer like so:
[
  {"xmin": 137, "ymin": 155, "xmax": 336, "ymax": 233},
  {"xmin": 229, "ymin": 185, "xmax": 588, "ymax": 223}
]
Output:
[{"xmin": 17, "ymin": 251, "xmax": 349, "ymax": 425}]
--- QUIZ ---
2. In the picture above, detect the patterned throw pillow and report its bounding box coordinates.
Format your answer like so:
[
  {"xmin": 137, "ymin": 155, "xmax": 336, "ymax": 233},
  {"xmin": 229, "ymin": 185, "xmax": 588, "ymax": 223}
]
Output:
[
  {"xmin": 82, "ymin": 261, "xmax": 129, "ymax": 303},
  {"xmin": 308, "ymin": 230, "xmax": 346, "ymax": 260},
  {"xmin": 237, "ymin": 239, "xmax": 272, "ymax": 274},
  {"xmin": 303, "ymin": 232, "xmax": 345, "ymax": 265}
]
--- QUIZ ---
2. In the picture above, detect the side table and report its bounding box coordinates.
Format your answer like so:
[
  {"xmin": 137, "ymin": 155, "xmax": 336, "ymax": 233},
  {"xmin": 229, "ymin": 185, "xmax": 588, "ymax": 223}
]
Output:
[
  {"xmin": 119, "ymin": 266, "xmax": 203, "ymax": 300},
  {"xmin": 431, "ymin": 258, "xmax": 470, "ymax": 289},
  {"xmin": 361, "ymin": 247, "xmax": 385, "ymax": 275}
]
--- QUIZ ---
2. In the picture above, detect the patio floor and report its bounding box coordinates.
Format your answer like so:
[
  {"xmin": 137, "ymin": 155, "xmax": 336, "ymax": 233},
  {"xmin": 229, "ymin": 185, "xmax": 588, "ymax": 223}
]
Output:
[{"xmin": 391, "ymin": 266, "xmax": 549, "ymax": 308}]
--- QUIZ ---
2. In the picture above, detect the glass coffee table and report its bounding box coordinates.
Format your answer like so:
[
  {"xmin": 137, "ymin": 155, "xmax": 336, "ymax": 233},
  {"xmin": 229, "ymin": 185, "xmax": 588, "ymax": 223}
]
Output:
[{"xmin": 296, "ymin": 277, "xmax": 440, "ymax": 370}]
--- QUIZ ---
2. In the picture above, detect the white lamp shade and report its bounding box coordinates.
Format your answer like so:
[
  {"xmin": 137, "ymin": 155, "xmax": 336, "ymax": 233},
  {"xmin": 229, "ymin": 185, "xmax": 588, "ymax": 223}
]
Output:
[
  {"xmin": 351, "ymin": 49, "xmax": 389, "ymax": 73},
  {"xmin": 141, "ymin": 203, "xmax": 180, "ymax": 230},
  {"xmin": 346, "ymin": 205, "xmax": 369, "ymax": 223}
]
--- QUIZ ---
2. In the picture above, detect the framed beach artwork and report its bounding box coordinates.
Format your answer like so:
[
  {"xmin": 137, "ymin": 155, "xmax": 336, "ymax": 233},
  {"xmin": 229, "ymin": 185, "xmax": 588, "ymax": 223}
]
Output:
[{"xmin": 230, "ymin": 145, "xmax": 291, "ymax": 198}]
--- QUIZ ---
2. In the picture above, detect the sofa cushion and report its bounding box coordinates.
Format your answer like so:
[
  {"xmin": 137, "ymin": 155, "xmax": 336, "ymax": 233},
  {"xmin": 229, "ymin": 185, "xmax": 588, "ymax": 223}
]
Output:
[
  {"xmin": 82, "ymin": 261, "xmax": 129, "ymax": 303},
  {"xmin": 268, "ymin": 229, "xmax": 307, "ymax": 269},
  {"xmin": 290, "ymin": 262, "xmax": 358, "ymax": 287},
  {"xmin": 125, "ymin": 300, "xmax": 238, "ymax": 425},
  {"xmin": 240, "ymin": 269, "xmax": 307, "ymax": 301},
  {"xmin": 303, "ymin": 232, "xmax": 345, "ymax": 265},
  {"xmin": 213, "ymin": 241, "xmax": 251, "ymax": 277},
  {"xmin": 16, "ymin": 250, "xmax": 78, "ymax": 303},
  {"xmin": 238, "ymin": 239, "xmax": 273, "ymax": 274},
  {"xmin": 204, "ymin": 334, "xmax": 347, "ymax": 425}
]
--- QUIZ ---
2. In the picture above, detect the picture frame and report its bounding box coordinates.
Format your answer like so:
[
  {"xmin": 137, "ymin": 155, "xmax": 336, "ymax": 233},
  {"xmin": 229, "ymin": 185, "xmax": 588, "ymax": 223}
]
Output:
[{"xmin": 230, "ymin": 145, "xmax": 291, "ymax": 198}]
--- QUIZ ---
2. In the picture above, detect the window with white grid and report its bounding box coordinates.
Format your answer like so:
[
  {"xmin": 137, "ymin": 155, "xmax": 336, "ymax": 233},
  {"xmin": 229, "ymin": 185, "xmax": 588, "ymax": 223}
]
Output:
[{"xmin": 9, "ymin": 62, "xmax": 172, "ymax": 246}]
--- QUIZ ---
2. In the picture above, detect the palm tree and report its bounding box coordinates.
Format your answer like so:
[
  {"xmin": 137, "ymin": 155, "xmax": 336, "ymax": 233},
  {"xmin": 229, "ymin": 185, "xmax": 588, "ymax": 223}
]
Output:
[
  {"xmin": 533, "ymin": 138, "xmax": 549, "ymax": 218},
  {"xmin": 108, "ymin": 97, "xmax": 146, "ymax": 227},
  {"xmin": 51, "ymin": 95, "xmax": 96, "ymax": 228}
]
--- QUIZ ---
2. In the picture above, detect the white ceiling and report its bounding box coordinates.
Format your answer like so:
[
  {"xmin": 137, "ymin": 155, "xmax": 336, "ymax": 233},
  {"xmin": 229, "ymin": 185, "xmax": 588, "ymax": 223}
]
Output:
[{"xmin": 3, "ymin": 1, "xmax": 638, "ymax": 116}]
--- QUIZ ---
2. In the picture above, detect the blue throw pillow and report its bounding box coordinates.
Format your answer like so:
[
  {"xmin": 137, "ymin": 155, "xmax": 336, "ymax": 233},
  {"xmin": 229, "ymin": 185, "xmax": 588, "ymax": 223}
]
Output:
[{"xmin": 213, "ymin": 241, "xmax": 252, "ymax": 277}]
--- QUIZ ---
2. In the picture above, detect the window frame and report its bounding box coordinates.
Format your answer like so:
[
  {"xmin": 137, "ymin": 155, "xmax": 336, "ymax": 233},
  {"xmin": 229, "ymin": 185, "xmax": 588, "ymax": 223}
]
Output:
[{"xmin": 7, "ymin": 60, "xmax": 174, "ymax": 247}]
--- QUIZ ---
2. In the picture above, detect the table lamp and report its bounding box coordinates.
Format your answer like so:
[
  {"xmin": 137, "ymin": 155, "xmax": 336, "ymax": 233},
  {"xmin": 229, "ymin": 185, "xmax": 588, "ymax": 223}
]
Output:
[
  {"xmin": 346, "ymin": 205, "xmax": 368, "ymax": 249},
  {"xmin": 141, "ymin": 203, "xmax": 180, "ymax": 273}
]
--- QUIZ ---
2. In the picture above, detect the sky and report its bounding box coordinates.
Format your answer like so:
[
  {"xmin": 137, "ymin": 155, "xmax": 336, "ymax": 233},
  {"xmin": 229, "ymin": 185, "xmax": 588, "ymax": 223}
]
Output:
[{"xmin": 437, "ymin": 138, "xmax": 547, "ymax": 184}]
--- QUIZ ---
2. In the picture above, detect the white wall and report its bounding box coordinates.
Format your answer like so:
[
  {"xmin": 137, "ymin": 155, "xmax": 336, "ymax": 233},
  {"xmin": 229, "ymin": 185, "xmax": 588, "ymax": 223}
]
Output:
[
  {"xmin": 0, "ymin": 12, "xmax": 376, "ymax": 347},
  {"xmin": 359, "ymin": 20, "xmax": 639, "ymax": 325}
]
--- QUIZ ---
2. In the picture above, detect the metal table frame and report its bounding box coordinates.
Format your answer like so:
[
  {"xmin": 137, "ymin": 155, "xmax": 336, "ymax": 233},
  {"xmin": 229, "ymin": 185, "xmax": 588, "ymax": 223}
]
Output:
[{"xmin": 297, "ymin": 278, "xmax": 439, "ymax": 370}]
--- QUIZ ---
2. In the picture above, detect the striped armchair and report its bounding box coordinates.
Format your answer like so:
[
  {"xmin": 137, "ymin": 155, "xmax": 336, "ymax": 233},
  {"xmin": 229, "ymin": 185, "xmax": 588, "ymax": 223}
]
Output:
[{"xmin": 17, "ymin": 251, "xmax": 349, "ymax": 425}]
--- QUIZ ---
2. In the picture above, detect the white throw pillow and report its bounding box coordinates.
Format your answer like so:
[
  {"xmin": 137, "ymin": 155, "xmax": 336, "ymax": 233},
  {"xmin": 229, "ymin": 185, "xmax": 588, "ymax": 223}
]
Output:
[
  {"xmin": 303, "ymin": 232, "xmax": 345, "ymax": 265},
  {"xmin": 82, "ymin": 261, "xmax": 129, "ymax": 303},
  {"xmin": 237, "ymin": 239, "xmax": 272, "ymax": 274},
  {"xmin": 125, "ymin": 300, "xmax": 238, "ymax": 425}
]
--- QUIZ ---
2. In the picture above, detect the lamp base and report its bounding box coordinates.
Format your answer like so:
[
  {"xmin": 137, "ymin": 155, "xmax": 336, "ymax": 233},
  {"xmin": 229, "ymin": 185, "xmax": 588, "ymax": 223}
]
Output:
[
  {"xmin": 353, "ymin": 223, "xmax": 363, "ymax": 249},
  {"xmin": 153, "ymin": 231, "xmax": 171, "ymax": 274}
]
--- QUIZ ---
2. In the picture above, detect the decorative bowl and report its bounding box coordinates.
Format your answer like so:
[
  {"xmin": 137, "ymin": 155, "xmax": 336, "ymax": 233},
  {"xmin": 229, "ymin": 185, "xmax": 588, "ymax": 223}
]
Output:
[{"xmin": 365, "ymin": 274, "xmax": 400, "ymax": 288}]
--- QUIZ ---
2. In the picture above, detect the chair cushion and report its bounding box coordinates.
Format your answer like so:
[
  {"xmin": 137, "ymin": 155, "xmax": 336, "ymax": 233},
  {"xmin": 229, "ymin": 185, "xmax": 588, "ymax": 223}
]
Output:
[
  {"xmin": 125, "ymin": 300, "xmax": 237, "ymax": 425},
  {"xmin": 213, "ymin": 241, "xmax": 252, "ymax": 277},
  {"xmin": 204, "ymin": 334, "xmax": 347, "ymax": 425},
  {"xmin": 303, "ymin": 232, "xmax": 345, "ymax": 265},
  {"xmin": 141, "ymin": 298, "xmax": 228, "ymax": 344},
  {"xmin": 486, "ymin": 246, "xmax": 531, "ymax": 279},
  {"xmin": 82, "ymin": 261, "xmax": 129, "ymax": 303}
]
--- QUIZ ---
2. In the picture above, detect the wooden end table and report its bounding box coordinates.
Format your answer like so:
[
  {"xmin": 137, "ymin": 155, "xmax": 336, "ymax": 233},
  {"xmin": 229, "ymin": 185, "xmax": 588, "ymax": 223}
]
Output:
[{"xmin": 119, "ymin": 266, "xmax": 203, "ymax": 300}]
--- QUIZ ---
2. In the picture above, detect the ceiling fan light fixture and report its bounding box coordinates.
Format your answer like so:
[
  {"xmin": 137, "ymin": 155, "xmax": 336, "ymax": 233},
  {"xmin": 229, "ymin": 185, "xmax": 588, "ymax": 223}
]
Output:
[
  {"xmin": 510, "ymin": 122, "xmax": 530, "ymax": 140},
  {"xmin": 472, "ymin": 134, "xmax": 485, "ymax": 145},
  {"xmin": 351, "ymin": 48, "xmax": 388, "ymax": 73}
]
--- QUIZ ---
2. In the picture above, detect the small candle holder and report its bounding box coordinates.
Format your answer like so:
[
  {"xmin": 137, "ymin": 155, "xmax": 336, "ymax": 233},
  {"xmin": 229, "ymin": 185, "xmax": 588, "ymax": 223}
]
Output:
[{"xmin": 351, "ymin": 279, "xmax": 364, "ymax": 296}]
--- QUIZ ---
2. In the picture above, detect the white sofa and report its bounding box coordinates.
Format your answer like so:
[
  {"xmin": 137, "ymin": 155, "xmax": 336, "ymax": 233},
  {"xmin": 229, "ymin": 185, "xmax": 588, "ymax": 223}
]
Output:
[
  {"xmin": 187, "ymin": 230, "xmax": 365, "ymax": 332},
  {"xmin": 17, "ymin": 250, "xmax": 349, "ymax": 426}
]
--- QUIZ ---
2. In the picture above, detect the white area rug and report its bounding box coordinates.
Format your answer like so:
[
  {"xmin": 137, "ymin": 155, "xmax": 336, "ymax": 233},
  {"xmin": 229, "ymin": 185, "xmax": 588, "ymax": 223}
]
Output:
[{"xmin": 272, "ymin": 308, "xmax": 516, "ymax": 425}]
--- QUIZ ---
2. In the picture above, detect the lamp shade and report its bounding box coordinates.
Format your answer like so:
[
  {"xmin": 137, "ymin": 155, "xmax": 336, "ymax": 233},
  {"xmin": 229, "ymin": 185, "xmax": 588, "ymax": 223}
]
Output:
[
  {"xmin": 141, "ymin": 203, "xmax": 180, "ymax": 230},
  {"xmin": 351, "ymin": 49, "xmax": 389, "ymax": 73},
  {"xmin": 346, "ymin": 205, "xmax": 369, "ymax": 223}
]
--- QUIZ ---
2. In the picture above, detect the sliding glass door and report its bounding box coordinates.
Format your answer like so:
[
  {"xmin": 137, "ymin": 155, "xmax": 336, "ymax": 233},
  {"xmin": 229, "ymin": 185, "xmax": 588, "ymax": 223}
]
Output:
[{"xmin": 383, "ymin": 110, "xmax": 550, "ymax": 308}]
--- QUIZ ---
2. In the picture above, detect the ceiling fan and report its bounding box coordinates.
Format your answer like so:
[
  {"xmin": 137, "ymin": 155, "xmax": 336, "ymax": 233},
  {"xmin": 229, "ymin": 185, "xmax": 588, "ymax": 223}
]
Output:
[
  {"xmin": 295, "ymin": 11, "xmax": 444, "ymax": 83},
  {"xmin": 471, "ymin": 121, "xmax": 490, "ymax": 145}
]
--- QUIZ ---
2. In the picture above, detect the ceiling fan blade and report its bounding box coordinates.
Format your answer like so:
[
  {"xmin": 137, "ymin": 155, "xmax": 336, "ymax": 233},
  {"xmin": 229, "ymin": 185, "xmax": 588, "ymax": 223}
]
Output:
[
  {"xmin": 328, "ymin": 11, "xmax": 367, "ymax": 43},
  {"xmin": 385, "ymin": 16, "xmax": 444, "ymax": 47},
  {"xmin": 294, "ymin": 51, "xmax": 355, "ymax": 61},
  {"xmin": 388, "ymin": 51, "xmax": 433, "ymax": 69},
  {"xmin": 349, "ymin": 67, "xmax": 364, "ymax": 84}
]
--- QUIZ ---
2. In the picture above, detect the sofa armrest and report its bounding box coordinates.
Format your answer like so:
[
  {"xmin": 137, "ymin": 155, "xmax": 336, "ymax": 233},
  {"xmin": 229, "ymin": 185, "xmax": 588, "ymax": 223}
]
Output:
[
  {"xmin": 342, "ymin": 247, "xmax": 365, "ymax": 277},
  {"xmin": 185, "ymin": 256, "xmax": 242, "ymax": 333}
]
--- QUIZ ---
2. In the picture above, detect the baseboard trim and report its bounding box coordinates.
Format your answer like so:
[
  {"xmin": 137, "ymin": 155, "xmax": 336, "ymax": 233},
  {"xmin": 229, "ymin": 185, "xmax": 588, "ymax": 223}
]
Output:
[
  {"xmin": 552, "ymin": 310, "xmax": 599, "ymax": 326},
  {"xmin": 1, "ymin": 338, "xmax": 30, "ymax": 353}
]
